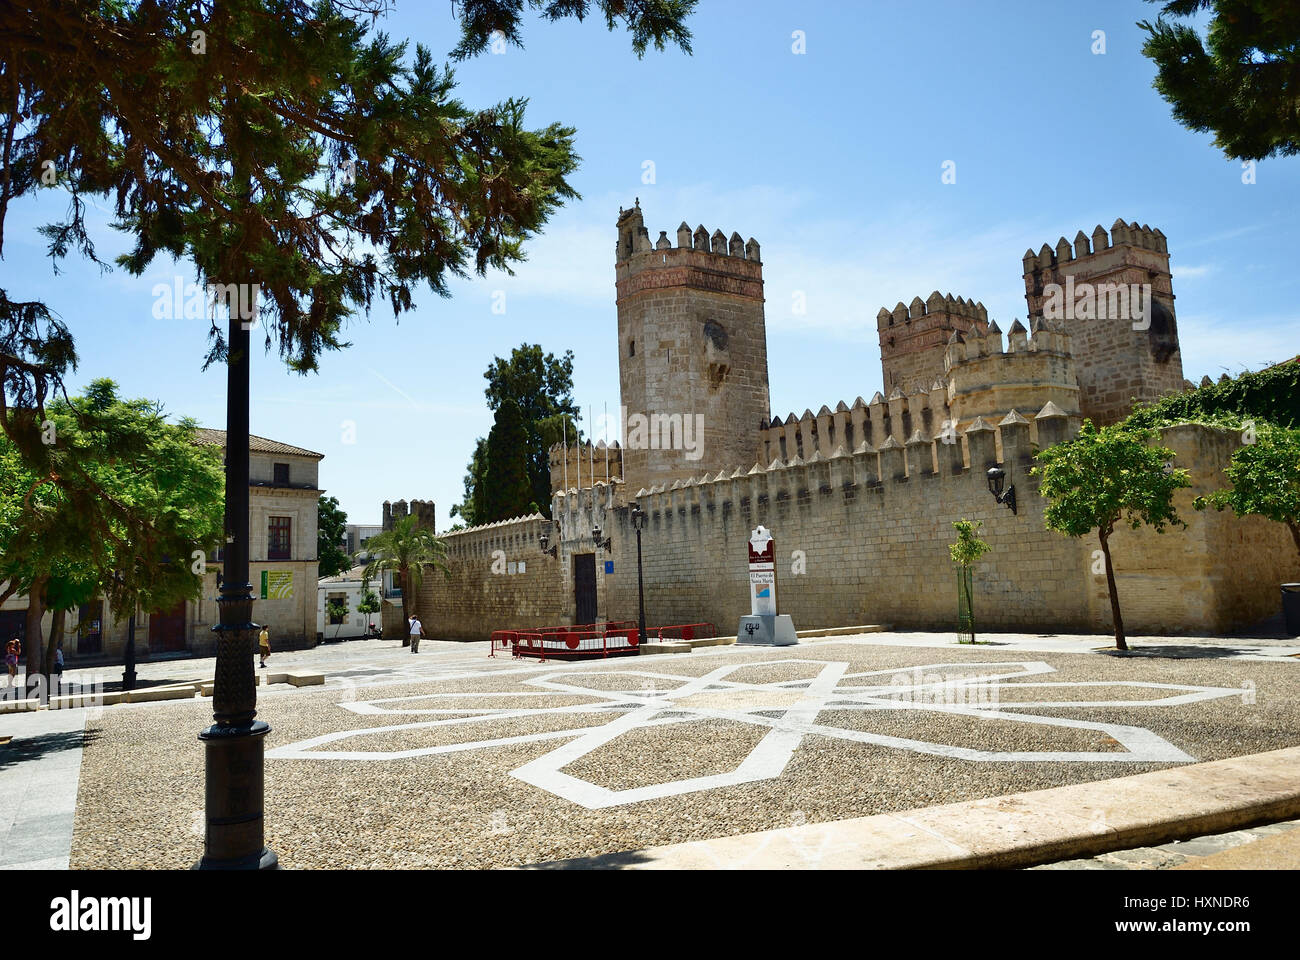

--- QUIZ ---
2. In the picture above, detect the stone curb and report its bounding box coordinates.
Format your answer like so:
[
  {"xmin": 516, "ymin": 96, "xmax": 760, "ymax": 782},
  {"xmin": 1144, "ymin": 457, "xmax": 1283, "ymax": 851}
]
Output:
[
  {"xmin": 689, "ymin": 624, "xmax": 887, "ymax": 649},
  {"xmin": 532, "ymin": 747, "xmax": 1300, "ymax": 870}
]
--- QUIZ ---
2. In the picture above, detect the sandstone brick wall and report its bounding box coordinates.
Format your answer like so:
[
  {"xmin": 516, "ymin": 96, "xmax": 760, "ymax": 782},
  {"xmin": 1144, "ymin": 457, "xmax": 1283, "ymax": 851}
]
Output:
[
  {"xmin": 413, "ymin": 513, "xmax": 571, "ymax": 641},
  {"xmin": 550, "ymin": 440, "xmax": 623, "ymax": 495},
  {"xmin": 878, "ymin": 294, "xmax": 986, "ymax": 396},
  {"xmin": 615, "ymin": 207, "xmax": 771, "ymax": 493},
  {"xmin": 591, "ymin": 421, "xmax": 1290, "ymax": 639},
  {"xmin": 1023, "ymin": 221, "xmax": 1184, "ymax": 425}
]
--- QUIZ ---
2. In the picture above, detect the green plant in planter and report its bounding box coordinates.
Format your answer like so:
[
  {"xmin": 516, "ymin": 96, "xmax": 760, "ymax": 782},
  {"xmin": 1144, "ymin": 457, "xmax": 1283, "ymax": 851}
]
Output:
[{"xmin": 950, "ymin": 519, "xmax": 992, "ymax": 643}]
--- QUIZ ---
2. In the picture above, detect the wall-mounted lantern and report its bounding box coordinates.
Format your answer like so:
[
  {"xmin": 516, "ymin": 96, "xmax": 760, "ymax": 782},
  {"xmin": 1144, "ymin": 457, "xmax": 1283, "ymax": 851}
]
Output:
[{"xmin": 986, "ymin": 466, "xmax": 1017, "ymax": 515}]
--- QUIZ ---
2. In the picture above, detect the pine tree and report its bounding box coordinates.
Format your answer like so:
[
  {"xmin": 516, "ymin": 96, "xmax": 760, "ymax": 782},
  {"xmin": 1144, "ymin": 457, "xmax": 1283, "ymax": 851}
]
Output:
[{"xmin": 482, "ymin": 399, "xmax": 535, "ymax": 522}]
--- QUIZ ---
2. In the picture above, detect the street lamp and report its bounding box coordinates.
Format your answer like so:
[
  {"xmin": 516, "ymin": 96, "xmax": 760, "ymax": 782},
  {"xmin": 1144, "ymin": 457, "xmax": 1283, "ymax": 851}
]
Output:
[
  {"xmin": 196, "ymin": 311, "xmax": 277, "ymax": 870},
  {"xmin": 538, "ymin": 523, "xmax": 557, "ymax": 558},
  {"xmin": 630, "ymin": 505, "xmax": 648, "ymax": 645},
  {"xmin": 986, "ymin": 466, "xmax": 1017, "ymax": 515}
]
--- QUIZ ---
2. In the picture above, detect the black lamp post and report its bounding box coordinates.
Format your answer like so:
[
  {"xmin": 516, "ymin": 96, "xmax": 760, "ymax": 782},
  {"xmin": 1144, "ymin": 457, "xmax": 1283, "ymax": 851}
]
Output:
[
  {"xmin": 122, "ymin": 611, "xmax": 137, "ymax": 693},
  {"xmin": 630, "ymin": 505, "xmax": 648, "ymax": 645},
  {"xmin": 986, "ymin": 466, "xmax": 1017, "ymax": 515},
  {"xmin": 196, "ymin": 311, "xmax": 277, "ymax": 870}
]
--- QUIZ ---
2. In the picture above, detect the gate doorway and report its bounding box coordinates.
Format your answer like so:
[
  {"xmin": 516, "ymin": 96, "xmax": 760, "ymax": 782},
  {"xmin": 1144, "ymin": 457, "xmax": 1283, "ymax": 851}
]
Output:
[
  {"xmin": 148, "ymin": 600, "xmax": 188, "ymax": 652},
  {"xmin": 573, "ymin": 553, "xmax": 597, "ymax": 625}
]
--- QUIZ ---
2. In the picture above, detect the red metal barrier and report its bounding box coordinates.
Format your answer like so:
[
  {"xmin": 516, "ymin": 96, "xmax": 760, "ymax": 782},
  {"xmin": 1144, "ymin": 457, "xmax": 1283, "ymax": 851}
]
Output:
[
  {"xmin": 492, "ymin": 621, "xmax": 713, "ymax": 659},
  {"xmin": 656, "ymin": 623, "xmax": 716, "ymax": 643},
  {"xmin": 511, "ymin": 628, "xmax": 640, "ymax": 661},
  {"xmin": 488, "ymin": 630, "xmax": 518, "ymax": 659}
]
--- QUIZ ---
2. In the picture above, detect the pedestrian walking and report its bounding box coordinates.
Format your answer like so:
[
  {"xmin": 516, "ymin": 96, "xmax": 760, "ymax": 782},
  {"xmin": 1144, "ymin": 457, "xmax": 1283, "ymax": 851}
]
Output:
[
  {"xmin": 4, "ymin": 638, "xmax": 18, "ymax": 687},
  {"xmin": 259, "ymin": 626, "xmax": 271, "ymax": 668},
  {"xmin": 54, "ymin": 643, "xmax": 64, "ymax": 680},
  {"xmin": 408, "ymin": 615, "xmax": 423, "ymax": 653}
]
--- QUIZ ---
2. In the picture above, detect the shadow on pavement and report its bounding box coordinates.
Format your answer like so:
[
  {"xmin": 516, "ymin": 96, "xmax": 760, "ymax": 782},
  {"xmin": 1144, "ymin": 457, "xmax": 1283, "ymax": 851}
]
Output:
[
  {"xmin": 0, "ymin": 729, "xmax": 98, "ymax": 771},
  {"xmin": 1097, "ymin": 645, "xmax": 1273, "ymax": 660},
  {"xmin": 521, "ymin": 848, "xmax": 654, "ymax": 870}
]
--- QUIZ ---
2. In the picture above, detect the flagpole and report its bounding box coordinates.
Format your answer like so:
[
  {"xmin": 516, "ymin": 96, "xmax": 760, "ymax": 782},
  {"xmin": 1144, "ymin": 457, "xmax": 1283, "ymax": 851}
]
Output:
[{"xmin": 562, "ymin": 416, "xmax": 569, "ymax": 491}]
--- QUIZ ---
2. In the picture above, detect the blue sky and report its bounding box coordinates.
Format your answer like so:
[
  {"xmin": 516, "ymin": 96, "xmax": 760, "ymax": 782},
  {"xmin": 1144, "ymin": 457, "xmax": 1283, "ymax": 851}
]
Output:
[{"xmin": 4, "ymin": 0, "xmax": 1296, "ymax": 526}]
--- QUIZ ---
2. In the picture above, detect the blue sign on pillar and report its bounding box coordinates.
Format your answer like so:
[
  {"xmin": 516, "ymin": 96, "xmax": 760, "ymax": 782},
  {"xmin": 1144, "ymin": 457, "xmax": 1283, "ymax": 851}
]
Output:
[{"xmin": 604, "ymin": 560, "xmax": 614, "ymax": 574}]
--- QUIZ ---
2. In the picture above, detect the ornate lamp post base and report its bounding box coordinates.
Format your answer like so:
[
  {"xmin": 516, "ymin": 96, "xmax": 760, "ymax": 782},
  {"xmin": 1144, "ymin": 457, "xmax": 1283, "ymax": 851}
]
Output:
[{"xmin": 195, "ymin": 719, "xmax": 278, "ymax": 870}]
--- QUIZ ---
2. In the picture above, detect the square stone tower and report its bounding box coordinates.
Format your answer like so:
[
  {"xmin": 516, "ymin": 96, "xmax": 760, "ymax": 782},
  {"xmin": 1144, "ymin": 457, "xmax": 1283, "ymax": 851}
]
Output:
[
  {"xmin": 1022, "ymin": 220, "xmax": 1183, "ymax": 424},
  {"xmin": 615, "ymin": 201, "xmax": 771, "ymax": 491},
  {"xmin": 878, "ymin": 292, "xmax": 988, "ymax": 396}
]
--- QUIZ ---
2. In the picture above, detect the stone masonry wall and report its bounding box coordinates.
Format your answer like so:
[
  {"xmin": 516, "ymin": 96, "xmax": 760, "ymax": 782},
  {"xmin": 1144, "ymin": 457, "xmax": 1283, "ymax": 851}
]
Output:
[
  {"xmin": 414, "ymin": 513, "xmax": 570, "ymax": 641},
  {"xmin": 593, "ymin": 420, "xmax": 1291, "ymax": 639}
]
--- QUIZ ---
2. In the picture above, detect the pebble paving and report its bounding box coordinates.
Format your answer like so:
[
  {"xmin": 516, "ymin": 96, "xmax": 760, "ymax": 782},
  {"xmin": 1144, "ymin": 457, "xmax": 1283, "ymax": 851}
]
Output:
[{"xmin": 68, "ymin": 636, "xmax": 1300, "ymax": 869}]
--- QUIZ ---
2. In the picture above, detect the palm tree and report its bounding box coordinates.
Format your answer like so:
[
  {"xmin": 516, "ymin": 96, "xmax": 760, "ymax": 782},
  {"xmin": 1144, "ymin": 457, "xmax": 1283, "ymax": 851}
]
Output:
[{"xmin": 361, "ymin": 515, "xmax": 449, "ymax": 646}]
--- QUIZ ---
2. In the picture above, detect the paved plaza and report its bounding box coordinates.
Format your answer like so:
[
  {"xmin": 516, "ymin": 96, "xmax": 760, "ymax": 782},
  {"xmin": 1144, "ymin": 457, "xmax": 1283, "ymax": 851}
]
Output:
[{"xmin": 8, "ymin": 630, "xmax": 1286, "ymax": 869}]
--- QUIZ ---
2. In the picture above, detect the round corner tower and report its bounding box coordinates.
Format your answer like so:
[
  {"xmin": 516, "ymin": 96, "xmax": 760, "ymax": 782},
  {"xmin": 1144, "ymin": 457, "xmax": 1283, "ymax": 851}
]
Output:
[{"xmin": 615, "ymin": 200, "xmax": 771, "ymax": 491}]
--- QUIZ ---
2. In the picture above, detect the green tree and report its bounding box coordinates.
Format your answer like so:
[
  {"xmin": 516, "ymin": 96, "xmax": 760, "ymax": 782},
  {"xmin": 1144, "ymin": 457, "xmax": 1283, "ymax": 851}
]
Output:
[
  {"xmin": 1196, "ymin": 423, "xmax": 1300, "ymax": 567},
  {"xmin": 1139, "ymin": 1, "xmax": 1300, "ymax": 160},
  {"xmin": 326, "ymin": 596, "xmax": 349, "ymax": 638},
  {"xmin": 1033, "ymin": 421, "xmax": 1191, "ymax": 651},
  {"xmin": 362, "ymin": 514, "xmax": 449, "ymax": 646},
  {"xmin": 482, "ymin": 398, "xmax": 535, "ymax": 522},
  {"xmin": 0, "ymin": 0, "xmax": 695, "ymax": 509},
  {"xmin": 949, "ymin": 519, "xmax": 991, "ymax": 644},
  {"xmin": 0, "ymin": 379, "xmax": 223, "ymax": 692},
  {"xmin": 356, "ymin": 588, "xmax": 381, "ymax": 636},
  {"xmin": 453, "ymin": 344, "xmax": 580, "ymax": 522},
  {"xmin": 317, "ymin": 495, "xmax": 350, "ymax": 579}
]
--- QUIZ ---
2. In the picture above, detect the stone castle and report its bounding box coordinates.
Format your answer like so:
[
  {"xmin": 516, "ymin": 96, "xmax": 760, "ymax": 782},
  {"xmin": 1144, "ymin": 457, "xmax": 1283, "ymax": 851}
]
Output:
[{"xmin": 400, "ymin": 202, "xmax": 1291, "ymax": 642}]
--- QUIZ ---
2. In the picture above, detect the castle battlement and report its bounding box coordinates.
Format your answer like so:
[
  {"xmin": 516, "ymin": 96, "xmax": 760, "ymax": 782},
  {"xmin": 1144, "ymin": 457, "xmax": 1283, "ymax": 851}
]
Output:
[
  {"xmin": 877, "ymin": 290, "xmax": 990, "ymax": 396},
  {"xmin": 943, "ymin": 318, "xmax": 1082, "ymax": 438},
  {"xmin": 1022, "ymin": 218, "xmax": 1182, "ymax": 425},
  {"xmin": 382, "ymin": 497, "xmax": 436, "ymax": 533},
  {"xmin": 1023, "ymin": 220, "xmax": 1168, "ymax": 273},
  {"xmin": 616, "ymin": 199, "xmax": 760, "ymax": 265},
  {"xmin": 438, "ymin": 512, "xmax": 549, "ymax": 561},
  {"xmin": 547, "ymin": 439, "xmax": 624, "ymax": 493},
  {"xmin": 625, "ymin": 405, "xmax": 1090, "ymax": 524}
]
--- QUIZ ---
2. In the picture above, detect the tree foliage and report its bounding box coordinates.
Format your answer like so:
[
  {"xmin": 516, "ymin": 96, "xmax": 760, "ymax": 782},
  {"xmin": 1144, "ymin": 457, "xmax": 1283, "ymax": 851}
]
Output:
[
  {"xmin": 949, "ymin": 519, "xmax": 992, "ymax": 567},
  {"xmin": 0, "ymin": 0, "xmax": 694, "ymax": 463},
  {"xmin": 1033, "ymin": 420, "xmax": 1191, "ymax": 650},
  {"xmin": 481, "ymin": 398, "xmax": 534, "ymax": 522},
  {"xmin": 361, "ymin": 513, "xmax": 448, "ymax": 643},
  {"xmin": 1139, "ymin": 0, "xmax": 1300, "ymax": 160},
  {"xmin": 453, "ymin": 343, "xmax": 579, "ymax": 523},
  {"xmin": 1196, "ymin": 422, "xmax": 1300, "ymax": 566},
  {"xmin": 0, "ymin": 379, "xmax": 223, "ymax": 681},
  {"xmin": 317, "ymin": 494, "xmax": 350, "ymax": 579},
  {"xmin": 1126, "ymin": 358, "xmax": 1300, "ymax": 432}
]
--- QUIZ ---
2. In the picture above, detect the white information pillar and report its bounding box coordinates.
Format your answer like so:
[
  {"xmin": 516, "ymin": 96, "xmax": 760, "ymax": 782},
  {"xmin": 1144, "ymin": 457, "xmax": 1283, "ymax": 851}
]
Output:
[{"xmin": 737, "ymin": 525, "xmax": 797, "ymax": 645}]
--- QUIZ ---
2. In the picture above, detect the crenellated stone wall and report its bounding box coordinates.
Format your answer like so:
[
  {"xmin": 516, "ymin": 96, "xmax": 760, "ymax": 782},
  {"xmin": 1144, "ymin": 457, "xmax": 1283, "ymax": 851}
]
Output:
[{"xmin": 1022, "ymin": 219, "xmax": 1183, "ymax": 425}]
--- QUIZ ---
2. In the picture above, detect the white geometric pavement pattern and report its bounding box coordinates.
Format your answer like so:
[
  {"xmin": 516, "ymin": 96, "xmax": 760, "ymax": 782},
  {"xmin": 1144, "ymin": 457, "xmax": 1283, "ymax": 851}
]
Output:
[{"xmin": 266, "ymin": 659, "xmax": 1244, "ymax": 810}]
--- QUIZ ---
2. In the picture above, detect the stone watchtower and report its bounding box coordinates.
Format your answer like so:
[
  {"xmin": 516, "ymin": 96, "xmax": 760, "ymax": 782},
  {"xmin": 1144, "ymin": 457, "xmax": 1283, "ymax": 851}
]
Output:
[
  {"xmin": 1022, "ymin": 220, "xmax": 1183, "ymax": 424},
  {"xmin": 382, "ymin": 498, "xmax": 436, "ymax": 533},
  {"xmin": 615, "ymin": 200, "xmax": 771, "ymax": 491},
  {"xmin": 877, "ymin": 293, "xmax": 989, "ymax": 396}
]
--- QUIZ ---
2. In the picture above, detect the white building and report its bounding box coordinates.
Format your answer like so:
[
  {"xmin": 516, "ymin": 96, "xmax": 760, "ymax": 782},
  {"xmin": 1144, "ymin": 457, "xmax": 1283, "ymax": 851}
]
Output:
[{"xmin": 316, "ymin": 564, "xmax": 394, "ymax": 641}]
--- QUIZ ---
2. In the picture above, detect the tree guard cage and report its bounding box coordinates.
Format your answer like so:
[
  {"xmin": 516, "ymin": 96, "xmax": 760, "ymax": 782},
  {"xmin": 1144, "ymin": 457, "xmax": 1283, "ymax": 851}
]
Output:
[{"xmin": 956, "ymin": 565, "xmax": 975, "ymax": 644}]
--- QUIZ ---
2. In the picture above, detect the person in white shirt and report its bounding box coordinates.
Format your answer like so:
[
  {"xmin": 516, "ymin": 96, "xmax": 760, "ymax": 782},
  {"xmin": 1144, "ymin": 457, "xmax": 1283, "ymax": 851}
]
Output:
[{"xmin": 408, "ymin": 615, "xmax": 423, "ymax": 653}]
